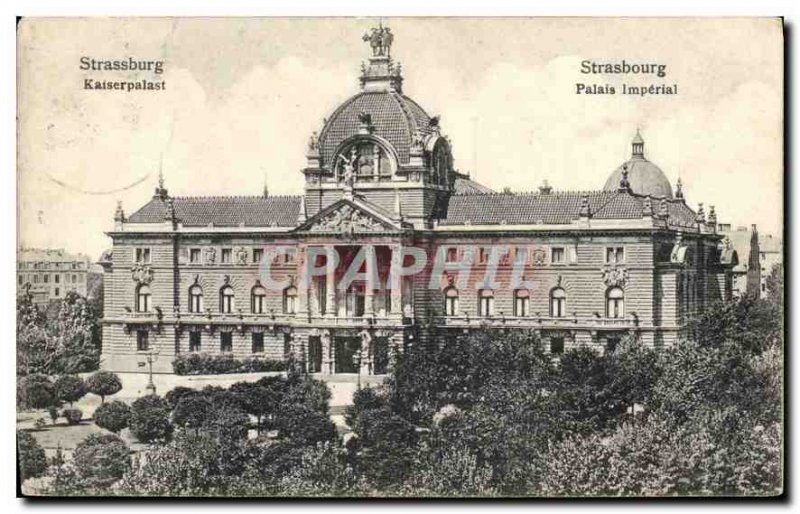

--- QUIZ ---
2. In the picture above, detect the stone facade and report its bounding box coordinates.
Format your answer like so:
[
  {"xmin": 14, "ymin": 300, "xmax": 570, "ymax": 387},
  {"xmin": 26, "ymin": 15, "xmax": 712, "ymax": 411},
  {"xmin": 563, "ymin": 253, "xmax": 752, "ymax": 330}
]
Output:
[{"xmin": 100, "ymin": 27, "xmax": 735, "ymax": 374}]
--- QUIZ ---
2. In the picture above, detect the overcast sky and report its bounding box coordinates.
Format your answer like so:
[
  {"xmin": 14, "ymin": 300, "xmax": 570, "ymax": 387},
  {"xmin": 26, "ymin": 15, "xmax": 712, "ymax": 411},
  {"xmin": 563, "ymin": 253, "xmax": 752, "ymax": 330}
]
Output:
[{"xmin": 17, "ymin": 17, "xmax": 783, "ymax": 258}]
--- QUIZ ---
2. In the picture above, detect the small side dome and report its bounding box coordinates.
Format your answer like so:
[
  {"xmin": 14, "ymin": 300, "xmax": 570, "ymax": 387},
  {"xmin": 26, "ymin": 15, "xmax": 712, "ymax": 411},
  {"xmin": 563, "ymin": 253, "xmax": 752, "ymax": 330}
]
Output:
[{"xmin": 603, "ymin": 130, "xmax": 673, "ymax": 199}]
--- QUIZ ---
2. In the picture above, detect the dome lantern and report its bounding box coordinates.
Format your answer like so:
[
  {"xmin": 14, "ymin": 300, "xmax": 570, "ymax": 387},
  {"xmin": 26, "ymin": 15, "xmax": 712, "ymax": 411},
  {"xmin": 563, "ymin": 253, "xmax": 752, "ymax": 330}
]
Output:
[{"xmin": 632, "ymin": 128, "xmax": 645, "ymax": 158}]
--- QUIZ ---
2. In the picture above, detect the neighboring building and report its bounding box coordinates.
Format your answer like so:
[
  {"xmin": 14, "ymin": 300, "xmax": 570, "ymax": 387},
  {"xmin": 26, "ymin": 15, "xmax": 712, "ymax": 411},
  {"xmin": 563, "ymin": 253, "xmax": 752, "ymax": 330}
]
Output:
[
  {"xmin": 718, "ymin": 224, "xmax": 782, "ymax": 298},
  {"xmin": 100, "ymin": 27, "xmax": 735, "ymax": 374},
  {"xmin": 17, "ymin": 248, "xmax": 91, "ymax": 304},
  {"xmin": 758, "ymin": 232, "xmax": 783, "ymax": 297}
]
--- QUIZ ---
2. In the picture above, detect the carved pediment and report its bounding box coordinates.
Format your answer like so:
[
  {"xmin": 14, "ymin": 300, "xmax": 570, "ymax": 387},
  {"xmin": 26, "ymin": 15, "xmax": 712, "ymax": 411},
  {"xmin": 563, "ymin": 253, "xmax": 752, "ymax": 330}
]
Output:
[{"xmin": 302, "ymin": 202, "xmax": 396, "ymax": 234}]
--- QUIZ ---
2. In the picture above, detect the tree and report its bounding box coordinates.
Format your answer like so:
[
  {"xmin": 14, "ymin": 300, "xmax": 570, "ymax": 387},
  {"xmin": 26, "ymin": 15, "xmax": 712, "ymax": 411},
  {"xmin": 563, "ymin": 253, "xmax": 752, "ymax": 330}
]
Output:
[
  {"xmin": 94, "ymin": 400, "xmax": 132, "ymax": 433},
  {"xmin": 17, "ymin": 431, "xmax": 47, "ymax": 481},
  {"xmin": 172, "ymin": 392, "xmax": 214, "ymax": 430},
  {"xmin": 54, "ymin": 374, "xmax": 87, "ymax": 407},
  {"xmin": 19, "ymin": 374, "xmax": 56, "ymax": 411},
  {"xmin": 129, "ymin": 395, "xmax": 173, "ymax": 443},
  {"xmin": 164, "ymin": 386, "xmax": 196, "ymax": 409},
  {"xmin": 85, "ymin": 371, "xmax": 122, "ymax": 404},
  {"xmin": 73, "ymin": 433, "xmax": 131, "ymax": 489},
  {"xmin": 46, "ymin": 291, "xmax": 101, "ymax": 373},
  {"xmin": 229, "ymin": 381, "xmax": 279, "ymax": 434},
  {"xmin": 277, "ymin": 405, "xmax": 337, "ymax": 446}
]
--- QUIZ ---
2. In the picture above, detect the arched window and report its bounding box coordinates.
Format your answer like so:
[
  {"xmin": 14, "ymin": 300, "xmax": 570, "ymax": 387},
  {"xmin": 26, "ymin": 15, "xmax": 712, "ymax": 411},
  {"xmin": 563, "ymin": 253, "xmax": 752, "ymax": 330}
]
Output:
[
  {"xmin": 444, "ymin": 287, "xmax": 459, "ymax": 316},
  {"xmin": 188, "ymin": 285, "xmax": 203, "ymax": 313},
  {"xmin": 550, "ymin": 287, "xmax": 566, "ymax": 317},
  {"xmin": 606, "ymin": 287, "xmax": 624, "ymax": 319},
  {"xmin": 251, "ymin": 285, "xmax": 267, "ymax": 314},
  {"xmin": 283, "ymin": 286, "xmax": 298, "ymax": 315},
  {"xmin": 478, "ymin": 289, "xmax": 494, "ymax": 317},
  {"xmin": 514, "ymin": 289, "xmax": 530, "ymax": 317},
  {"xmin": 220, "ymin": 285, "xmax": 235, "ymax": 314},
  {"xmin": 136, "ymin": 284, "xmax": 151, "ymax": 313}
]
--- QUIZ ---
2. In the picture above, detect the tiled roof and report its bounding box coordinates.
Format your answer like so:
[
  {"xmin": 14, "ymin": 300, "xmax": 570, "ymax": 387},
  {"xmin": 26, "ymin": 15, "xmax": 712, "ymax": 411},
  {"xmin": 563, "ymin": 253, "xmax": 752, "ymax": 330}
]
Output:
[
  {"xmin": 318, "ymin": 91, "xmax": 430, "ymax": 168},
  {"xmin": 127, "ymin": 195, "xmax": 302, "ymax": 227},
  {"xmin": 453, "ymin": 174, "xmax": 494, "ymax": 195},
  {"xmin": 440, "ymin": 190, "xmax": 697, "ymax": 228}
]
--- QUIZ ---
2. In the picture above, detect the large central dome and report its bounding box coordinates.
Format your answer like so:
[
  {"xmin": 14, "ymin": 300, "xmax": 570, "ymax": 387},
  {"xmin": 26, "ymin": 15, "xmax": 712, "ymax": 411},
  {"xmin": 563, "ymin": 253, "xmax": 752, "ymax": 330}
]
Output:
[
  {"xmin": 603, "ymin": 131, "xmax": 674, "ymax": 199},
  {"xmin": 318, "ymin": 90, "xmax": 432, "ymax": 169}
]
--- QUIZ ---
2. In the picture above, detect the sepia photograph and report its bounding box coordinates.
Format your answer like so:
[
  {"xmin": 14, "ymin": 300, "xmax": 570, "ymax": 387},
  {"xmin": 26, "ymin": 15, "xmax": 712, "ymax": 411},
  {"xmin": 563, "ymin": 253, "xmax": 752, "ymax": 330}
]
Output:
[{"xmin": 15, "ymin": 16, "xmax": 784, "ymax": 498}]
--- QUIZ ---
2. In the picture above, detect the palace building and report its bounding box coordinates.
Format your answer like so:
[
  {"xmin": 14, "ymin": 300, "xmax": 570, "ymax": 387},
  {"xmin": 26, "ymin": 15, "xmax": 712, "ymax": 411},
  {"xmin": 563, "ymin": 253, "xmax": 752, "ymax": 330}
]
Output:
[{"xmin": 99, "ymin": 27, "xmax": 736, "ymax": 374}]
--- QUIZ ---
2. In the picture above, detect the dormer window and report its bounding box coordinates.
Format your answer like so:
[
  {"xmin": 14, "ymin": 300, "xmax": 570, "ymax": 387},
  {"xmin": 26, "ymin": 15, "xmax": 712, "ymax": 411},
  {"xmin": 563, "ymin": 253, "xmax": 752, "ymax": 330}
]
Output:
[{"xmin": 336, "ymin": 141, "xmax": 393, "ymax": 182}]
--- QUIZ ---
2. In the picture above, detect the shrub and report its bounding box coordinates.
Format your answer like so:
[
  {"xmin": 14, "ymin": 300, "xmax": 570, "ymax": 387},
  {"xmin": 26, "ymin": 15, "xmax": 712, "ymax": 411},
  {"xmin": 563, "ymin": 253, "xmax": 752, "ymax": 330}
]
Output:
[
  {"xmin": 54, "ymin": 374, "xmax": 87, "ymax": 406},
  {"xmin": 19, "ymin": 374, "xmax": 55, "ymax": 410},
  {"xmin": 17, "ymin": 431, "xmax": 47, "ymax": 480},
  {"xmin": 73, "ymin": 433, "xmax": 131, "ymax": 489},
  {"xmin": 165, "ymin": 386, "xmax": 196, "ymax": 409},
  {"xmin": 94, "ymin": 400, "xmax": 132, "ymax": 433},
  {"xmin": 345, "ymin": 386, "xmax": 387, "ymax": 428},
  {"xmin": 63, "ymin": 408, "xmax": 83, "ymax": 425},
  {"xmin": 85, "ymin": 371, "xmax": 122, "ymax": 403},
  {"xmin": 172, "ymin": 393, "xmax": 213, "ymax": 429},
  {"xmin": 129, "ymin": 394, "xmax": 173, "ymax": 443},
  {"xmin": 282, "ymin": 376, "xmax": 332, "ymax": 416},
  {"xmin": 172, "ymin": 353, "xmax": 286, "ymax": 375},
  {"xmin": 277, "ymin": 405, "xmax": 337, "ymax": 446},
  {"xmin": 33, "ymin": 417, "xmax": 46, "ymax": 430}
]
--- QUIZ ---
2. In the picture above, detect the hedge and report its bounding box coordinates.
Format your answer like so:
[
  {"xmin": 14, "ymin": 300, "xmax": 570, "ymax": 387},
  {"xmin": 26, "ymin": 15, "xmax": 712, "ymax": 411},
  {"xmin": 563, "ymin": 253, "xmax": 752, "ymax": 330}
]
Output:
[{"xmin": 172, "ymin": 353, "xmax": 287, "ymax": 375}]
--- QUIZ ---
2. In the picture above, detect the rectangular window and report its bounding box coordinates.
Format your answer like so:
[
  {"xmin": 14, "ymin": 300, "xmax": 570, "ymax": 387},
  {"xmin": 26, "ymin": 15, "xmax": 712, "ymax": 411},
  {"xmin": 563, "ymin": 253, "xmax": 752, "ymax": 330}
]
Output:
[
  {"xmin": 220, "ymin": 332, "xmax": 233, "ymax": 352},
  {"xmin": 515, "ymin": 296, "xmax": 530, "ymax": 317},
  {"xmin": 445, "ymin": 247, "xmax": 458, "ymax": 263},
  {"xmin": 606, "ymin": 247, "xmax": 625, "ymax": 264},
  {"xmin": 136, "ymin": 330, "xmax": 149, "ymax": 351},
  {"xmin": 283, "ymin": 333, "xmax": 292, "ymax": 359},
  {"xmin": 479, "ymin": 296, "xmax": 494, "ymax": 317},
  {"xmin": 551, "ymin": 247, "xmax": 565, "ymax": 264},
  {"xmin": 221, "ymin": 248, "xmax": 232, "ymax": 264},
  {"xmin": 550, "ymin": 337, "xmax": 564, "ymax": 355},
  {"xmin": 478, "ymin": 248, "xmax": 489, "ymax": 264},
  {"xmin": 33, "ymin": 275, "xmax": 39, "ymax": 284},
  {"xmin": 284, "ymin": 249, "xmax": 296, "ymax": 264},
  {"xmin": 54, "ymin": 274, "xmax": 60, "ymax": 284},
  {"xmin": 252, "ymin": 248, "xmax": 264, "ymax": 264},
  {"xmin": 252, "ymin": 332, "xmax": 264, "ymax": 354},
  {"xmin": 54, "ymin": 288, "xmax": 60, "ymax": 297},
  {"xmin": 17, "ymin": 275, "xmax": 22, "ymax": 285},
  {"xmin": 189, "ymin": 332, "xmax": 201, "ymax": 352},
  {"xmin": 43, "ymin": 274, "xmax": 49, "ymax": 284},
  {"xmin": 72, "ymin": 275, "xmax": 77, "ymax": 284},
  {"xmin": 189, "ymin": 248, "xmax": 201, "ymax": 264},
  {"xmin": 135, "ymin": 248, "xmax": 151, "ymax": 264}
]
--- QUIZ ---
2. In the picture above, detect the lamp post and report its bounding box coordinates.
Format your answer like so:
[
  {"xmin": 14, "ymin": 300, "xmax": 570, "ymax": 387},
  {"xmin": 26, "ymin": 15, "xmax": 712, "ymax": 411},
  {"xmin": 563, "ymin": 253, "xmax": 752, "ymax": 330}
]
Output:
[{"xmin": 145, "ymin": 351, "xmax": 159, "ymax": 395}]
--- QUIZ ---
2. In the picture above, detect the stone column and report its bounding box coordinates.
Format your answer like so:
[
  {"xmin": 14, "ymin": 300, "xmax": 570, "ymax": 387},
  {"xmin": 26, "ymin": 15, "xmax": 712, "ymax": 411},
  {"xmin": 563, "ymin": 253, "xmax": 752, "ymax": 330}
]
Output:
[
  {"xmin": 326, "ymin": 245, "xmax": 336, "ymax": 317},
  {"xmin": 390, "ymin": 245, "xmax": 403, "ymax": 315},
  {"xmin": 365, "ymin": 245, "xmax": 376, "ymax": 316},
  {"xmin": 321, "ymin": 330, "xmax": 332, "ymax": 374},
  {"xmin": 297, "ymin": 245, "xmax": 309, "ymax": 317}
]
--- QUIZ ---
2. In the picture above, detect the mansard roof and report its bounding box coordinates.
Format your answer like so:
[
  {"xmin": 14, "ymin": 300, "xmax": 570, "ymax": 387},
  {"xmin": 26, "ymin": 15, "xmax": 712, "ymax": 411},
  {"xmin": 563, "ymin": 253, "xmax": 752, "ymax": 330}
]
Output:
[
  {"xmin": 440, "ymin": 190, "xmax": 698, "ymax": 228},
  {"xmin": 127, "ymin": 195, "xmax": 302, "ymax": 227}
]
